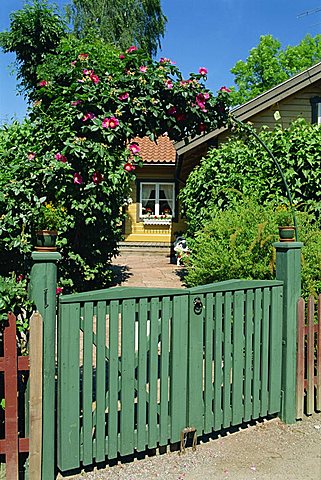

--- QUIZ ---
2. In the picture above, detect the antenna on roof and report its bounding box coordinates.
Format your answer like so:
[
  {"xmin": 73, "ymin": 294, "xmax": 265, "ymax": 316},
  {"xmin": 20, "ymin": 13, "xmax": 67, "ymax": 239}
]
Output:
[{"xmin": 297, "ymin": 7, "xmax": 321, "ymax": 18}]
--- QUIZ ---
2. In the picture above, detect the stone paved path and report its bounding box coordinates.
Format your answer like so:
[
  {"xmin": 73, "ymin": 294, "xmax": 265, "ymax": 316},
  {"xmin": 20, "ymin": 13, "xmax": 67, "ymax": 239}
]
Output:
[{"xmin": 111, "ymin": 252, "xmax": 186, "ymax": 289}]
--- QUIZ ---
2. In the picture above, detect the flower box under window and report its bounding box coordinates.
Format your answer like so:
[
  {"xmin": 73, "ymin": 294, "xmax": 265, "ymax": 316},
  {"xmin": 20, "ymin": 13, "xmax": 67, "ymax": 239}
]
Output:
[{"xmin": 143, "ymin": 216, "xmax": 172, "ymax": 226}]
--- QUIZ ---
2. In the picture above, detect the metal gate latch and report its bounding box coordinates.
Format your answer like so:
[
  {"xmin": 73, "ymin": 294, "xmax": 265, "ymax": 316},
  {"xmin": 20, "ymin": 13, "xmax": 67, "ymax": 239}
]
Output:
[
  {"xmin": 180, "ymin": 427, "xmax": 197, "ymax": 454},
  {"xmin": 193, "ymin": 297, "xmax": 203, "ymax": 315}
]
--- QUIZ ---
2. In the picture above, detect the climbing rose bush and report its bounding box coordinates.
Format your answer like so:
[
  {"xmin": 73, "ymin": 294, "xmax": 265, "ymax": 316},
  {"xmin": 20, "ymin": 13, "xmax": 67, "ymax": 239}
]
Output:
[{"xmin": 0, "ymin": 35, "xmax": 230, "ymax": 291}]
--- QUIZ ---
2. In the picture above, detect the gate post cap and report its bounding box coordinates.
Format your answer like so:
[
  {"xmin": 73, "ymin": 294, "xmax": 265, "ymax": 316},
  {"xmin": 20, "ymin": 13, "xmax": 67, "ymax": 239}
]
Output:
[
  {"xmin": 273, "ymin": 242, "xmax": 303, "ymax": 250},
  {"xmin": 31, "ymin": 251, "xmax": 62, "ymax": 262}
]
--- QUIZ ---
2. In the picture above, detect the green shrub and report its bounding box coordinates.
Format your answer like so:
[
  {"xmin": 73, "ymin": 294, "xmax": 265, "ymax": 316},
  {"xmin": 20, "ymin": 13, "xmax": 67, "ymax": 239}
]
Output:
[
  {"xmin": 180, "ymin": 119, "xmax": 321, "ymax": 236},
  {"xmin": 185, "ymin": 199, "xmax": 321, "ymax": 299}
]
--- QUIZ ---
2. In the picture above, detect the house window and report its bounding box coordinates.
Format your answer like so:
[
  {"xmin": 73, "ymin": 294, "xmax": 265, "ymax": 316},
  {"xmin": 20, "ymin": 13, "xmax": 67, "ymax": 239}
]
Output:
[
  {"xmin": 310, "ymin": 96, "xmax": 321, "ymax": 124},
  {"xmin": 140, "ymin": 182, "xmax": 175, "ymax": 217}
]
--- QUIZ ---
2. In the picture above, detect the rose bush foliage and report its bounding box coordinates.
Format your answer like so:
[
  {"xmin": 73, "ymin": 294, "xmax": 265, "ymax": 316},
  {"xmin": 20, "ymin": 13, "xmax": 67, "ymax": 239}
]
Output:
[{"xmin": 0, "ymin": 35, "xmax": 229, "ymax": 293}]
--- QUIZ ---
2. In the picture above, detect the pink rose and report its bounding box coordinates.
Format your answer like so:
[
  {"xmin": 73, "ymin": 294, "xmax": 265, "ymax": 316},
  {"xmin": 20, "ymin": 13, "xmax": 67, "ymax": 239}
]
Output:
[
  {"xmin": 28, "ymin": 152, "xmax": 36, "ymax": 160},
  {"xmin": 78, "ymin": 53, "xmax": 88, "ymax": 61},
  {"xmin": 56, "ymin": 287, "xmax": 63, "ymax": 295},
  {"xmin": 83, "ymin": 69, "xmax": 93, "ymax": 76},
  {"xmin": 71, "ymin": 60, "xmax": 77, "ymax": 66},
  {"xmin": 220, "ymin": 86, "xmax": 231, "ymax": 93},
  {"xmin": 139, "ymin": 66, "xmax": 148, "ymax": 73},
  {"xmin": 126, "ymin": 46, "xmax": 138, "ymax": 53},
  {"xmin": 199, "ymin": 67, "xmax": 208, "ymax": 76},
  {"xmin": 38, "ymin": 80, "xmax": 48, "ymax": 87},
  {"xmin": 165, "ymin": 79, "xmax": 173, "ymax": 89},
  {"xmin": 90, "ymin": 73, "xmax": 100, "ymax": 84},
  {"xmin": 159, "ymin": 57, "xmax": 171, "ymax": 64},
  {"xmin": 92, "ymin": 171, "xmax": 104, "ymax": 184},
  {"xmin": 73, "ymin": 172, "xmax": 83, "ymax": 185},
  {"xmin": 119, "ymin": 54, "xmax": 125, "ymax": 60},
  {"xmin": 16, "ymin": 274, "xmax": 24, "ymax": 282},
  {"xmin": 118, "ymin": 92, "xmax": 129, "ymax": 101},
  {"xmin": 102, "ymin": 117, "xmax": 119, "ymax": 129},
  {"xmin": 55, "ymin": 153, "xmax": 67, "ymax": 163},
  {"xmin": 124, "ymin": 162, "xmax": 135, "ymax": 172},
  {"xmin": 167, "ymin": 106, "xmax": 177, "ymax": 115},
  {"xmin": 82, "ymin": 112, "xmax": 96, "ymax": 122},
  {"xmin": 129, "ymin": 142, "xmax": 140, "ymax": 155}
]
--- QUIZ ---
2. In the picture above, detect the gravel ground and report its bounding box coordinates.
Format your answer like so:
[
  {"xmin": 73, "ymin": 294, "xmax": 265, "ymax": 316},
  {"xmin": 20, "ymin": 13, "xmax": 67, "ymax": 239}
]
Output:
[{"xmin": 58, "ymin": 414, "xmax": 321, "ymax": 480}]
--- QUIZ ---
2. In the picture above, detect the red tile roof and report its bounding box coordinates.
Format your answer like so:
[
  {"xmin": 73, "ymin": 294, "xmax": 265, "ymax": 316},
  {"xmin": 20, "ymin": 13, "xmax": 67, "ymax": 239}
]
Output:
[{"xmin": 133, "ymin": 135, "xmax": 176, "ymax": 163}]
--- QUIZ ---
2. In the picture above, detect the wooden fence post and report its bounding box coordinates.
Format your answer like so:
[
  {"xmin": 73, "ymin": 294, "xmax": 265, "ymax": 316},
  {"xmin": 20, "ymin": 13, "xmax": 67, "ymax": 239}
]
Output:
[
  {"xmin": 29, "ymin": 312, "xmax": 43, "ymax": 480},
  {"xmin": 30, "ymin": 252, "xmax": 61, "ymax": 480},
  {"xmin": 274, "ymin": 241, "xmax": 303, "ymax": 424}
]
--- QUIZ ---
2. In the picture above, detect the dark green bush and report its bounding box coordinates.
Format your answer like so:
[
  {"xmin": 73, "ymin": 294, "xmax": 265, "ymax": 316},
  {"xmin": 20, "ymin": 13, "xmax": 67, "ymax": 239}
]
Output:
[{"xmin": 185, "ymin": 199, "xmax": 321, "ymax": 299}]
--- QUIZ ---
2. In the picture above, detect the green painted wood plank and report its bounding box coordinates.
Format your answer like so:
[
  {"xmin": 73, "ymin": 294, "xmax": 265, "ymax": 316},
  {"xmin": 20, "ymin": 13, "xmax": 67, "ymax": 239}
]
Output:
[
  {"xmin": 95, "ymin": 301, "xmax": 107, "ymax": 463},
  {"xmin": 231, "ymin": 291, "xmax": 245, "ymax": 425},
  {"xmin": 83, "ymin": 302, "xmax": 94, "ymax": 465},
  {"xmin": 57, "ymin": 303, "xmax": 80, "ymax": 471},
  {"xmin": 120, "ymin": 299, "xmax": 136, "ymax": 456},
  {"xmin": 269, "ymin": 286, "xmax": 283, "ymax": 413},
  {"xmin": 137, "ymin": 298, "xmax": 148, "ymax": 451},
  {"xmin": 214, "ymin": 293, "xmax": 224, "ymax": 431},
  {"xmin": 107, "ymin": 300, "xmax": 119, "ymax": 459},
  {"xmin": 188, "ymin": 294, "xmax": 204, "ymax": 433},
  {"xmin": 159, "ymin": 297, "xmax": 170, "ymax": 445},
  {"xmin": 148, "ymin": 297, "xmax": 159, "ymax": 448},
  {"xmin": 189, "ymin": 279, "xmax": 283, "ymax": 295},
  {"xmin": 243, "ymin": 290, "xmax": 254, "ymax": 422},
  {"xmin": 260, "ymin": 288, "xmax": 270, "ymax": 417},
  {"xmin": 222, "ymin": 292, "xmax": 233, "ymax": 428},
  {"xmin": 170, "ymin": 295, "xmax": 189, "ymax": 443},
  {"xmin": 60, "ymin": 286, "xmax": 187, "ymax": 303},
  {"xmin": 252, "ymin": 289, "xmax": 262, "ymax": 419},
  {"xmin": 137, "ymin": 298, "xmax": 148, "ymax": 452},
  {"xmin": 204, "ymin": 294, "xmax": 214, "ymax": 432}
]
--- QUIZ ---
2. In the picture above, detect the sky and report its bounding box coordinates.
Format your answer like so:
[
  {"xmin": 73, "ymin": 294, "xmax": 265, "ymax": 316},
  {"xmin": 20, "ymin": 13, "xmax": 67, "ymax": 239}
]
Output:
[{"xmin": 1, "ymin": 0, "xmax": 321, "ymax": 123}]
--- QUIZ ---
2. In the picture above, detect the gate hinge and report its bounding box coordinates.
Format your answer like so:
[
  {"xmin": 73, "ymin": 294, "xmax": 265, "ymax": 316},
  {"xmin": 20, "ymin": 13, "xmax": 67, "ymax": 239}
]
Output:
[{"xmin": 180, "ymin": 427, "xmax": 197, "ymax": 454}]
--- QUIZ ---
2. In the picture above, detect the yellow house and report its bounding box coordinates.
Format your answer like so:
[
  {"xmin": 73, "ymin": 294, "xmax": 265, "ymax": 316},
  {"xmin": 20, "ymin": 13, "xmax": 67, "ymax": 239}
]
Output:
[
  {"xmin": 122, "ymin": 135, "xmax": 185, "ymax": 251},
  {"xmin": 123, "ymin": 62, "xmax": 321, "ymax": 249}
]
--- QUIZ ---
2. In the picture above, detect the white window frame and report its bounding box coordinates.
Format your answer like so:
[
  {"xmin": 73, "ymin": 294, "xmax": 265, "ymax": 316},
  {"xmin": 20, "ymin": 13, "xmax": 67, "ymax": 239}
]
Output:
[
  {"xmin": 317, "ymin": 103, "xmax": 321, "ymax": 125},
  {"xmin": 139, "ymin": 182, "xmax": 175, "ymax": 218}
]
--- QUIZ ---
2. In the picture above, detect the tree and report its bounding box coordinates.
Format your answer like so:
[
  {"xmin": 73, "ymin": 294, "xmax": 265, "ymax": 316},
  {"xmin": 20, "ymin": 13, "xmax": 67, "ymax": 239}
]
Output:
[
  {"xmin": 0, "ymin": 0, "xmax": 67, "ymax": 95},
  {"xmin": 0, "ymin": 35, "xmax": 229, "ymax": 292},
  {"xmin": 66, "ymin": 0, "xmax": 167, "ymax": 56},
  {"xmin": 230, "ymin": 34, "xmax": 321, "ymax": 106}
]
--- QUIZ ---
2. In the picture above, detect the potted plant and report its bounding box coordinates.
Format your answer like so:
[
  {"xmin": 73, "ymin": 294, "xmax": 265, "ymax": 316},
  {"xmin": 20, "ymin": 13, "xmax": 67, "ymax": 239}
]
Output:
[
  {"xmin": 277, "ymin": 208, "xmax": 296, "ymax": 242},
  {"xmin": 35, "ymin": 202, "xmax": 65, "ymax": 251}
]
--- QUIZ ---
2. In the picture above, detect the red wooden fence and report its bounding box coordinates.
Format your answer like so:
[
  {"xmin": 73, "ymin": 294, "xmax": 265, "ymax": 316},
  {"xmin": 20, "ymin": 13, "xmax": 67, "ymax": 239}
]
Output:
[
  {"xmin": 296, "ymin": 295, "xmax": 321, "ymax": 418},
  {"xmin": 0, "ymin": 313, "xmax": 29, "ymax": 479}
]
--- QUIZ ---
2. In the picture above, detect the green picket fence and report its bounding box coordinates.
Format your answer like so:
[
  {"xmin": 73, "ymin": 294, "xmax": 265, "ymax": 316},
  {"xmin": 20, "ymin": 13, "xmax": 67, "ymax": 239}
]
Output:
[{"xmin": 57, "ymin": 280, "xmax": 283, "ymax": 472}]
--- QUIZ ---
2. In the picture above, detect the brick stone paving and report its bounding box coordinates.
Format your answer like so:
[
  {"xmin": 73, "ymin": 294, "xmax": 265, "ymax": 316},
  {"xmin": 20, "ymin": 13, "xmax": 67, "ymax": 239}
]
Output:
[{"xmin": 111, "ymin": 252, "xmax": 186, "ymax": 288}]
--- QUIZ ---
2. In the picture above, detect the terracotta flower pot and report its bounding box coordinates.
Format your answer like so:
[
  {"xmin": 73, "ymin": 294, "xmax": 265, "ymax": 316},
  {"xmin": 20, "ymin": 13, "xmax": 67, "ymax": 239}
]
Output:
[
  {"xmin": 35, "ymin": 230, "xmax": 58, "ymax": 251},
  {"xmin": 278, "ymin": 226, "xmax": 295, "ymax": 242}
]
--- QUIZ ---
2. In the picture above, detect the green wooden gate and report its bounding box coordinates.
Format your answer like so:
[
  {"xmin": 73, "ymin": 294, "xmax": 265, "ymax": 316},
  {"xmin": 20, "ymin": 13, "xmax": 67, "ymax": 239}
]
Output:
[{"xmin": 57, "ymin": 279, "xmax": 283, "ymax": 472}]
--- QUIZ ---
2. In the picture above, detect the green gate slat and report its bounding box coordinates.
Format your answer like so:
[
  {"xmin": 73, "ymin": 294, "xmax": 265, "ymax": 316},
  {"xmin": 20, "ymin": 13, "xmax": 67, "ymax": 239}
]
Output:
[
  {"xmin": 120, "ymin": 299, "xmax": 136, "ymax": 456},
  {"xmin": 170, "ymin": 295, "xmax": 188, "ymax": 442},
  {"xmin": 260, "ymin": 288, "xmax": 270, "ymax": 417},
  {"xmin": 243, "ymin": 290, "xmax": 254, "ymax": 422},
  {"xmin": 148, "ymin": 297, "xmax": 159, "ymax": 448},
  {"xmin": 188, "ymin": 293, "xmax": 204, "ymax": 432},
  {"xmin": 83, "ymin": 302, "xmax": 94, "ymax": 465},
  {"xmin": 95, "ymin": 301, "xmax": 107, "ymax": 462},
  {"xmin": 107, "ymin": 300, "xmax": 119, "ymax": 459},
  {"xmin": 222, "ymin": 292, "xmax": 232, "ymax": 428},
  {"xmin": 269, "ymin": 287, "xmax": 283, "ymax": 413},
  {"xmin": 57, "ymin": 303, "xmax": 80, "ymax": 471},
  {"xmin": 213, "ymin": 293, "xmax": 223, "ymax": 431},
  {"xmin": 231, "ymin": 291, "xmax": 245, "ymax": 425},
  {"xmin": 137, "ymin": 298, "xmax": 148, "ymax": 451},
  {"xmin": 252, "ymin": 289, "xmax": 262, "ymax": 419},
  {"xmin": 204, "ymin": 293, "xmax": 214, "ymax": 432},
  {"xmin": 159, "ymin": 297, "xmax": 170, "ymax": 445}
]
